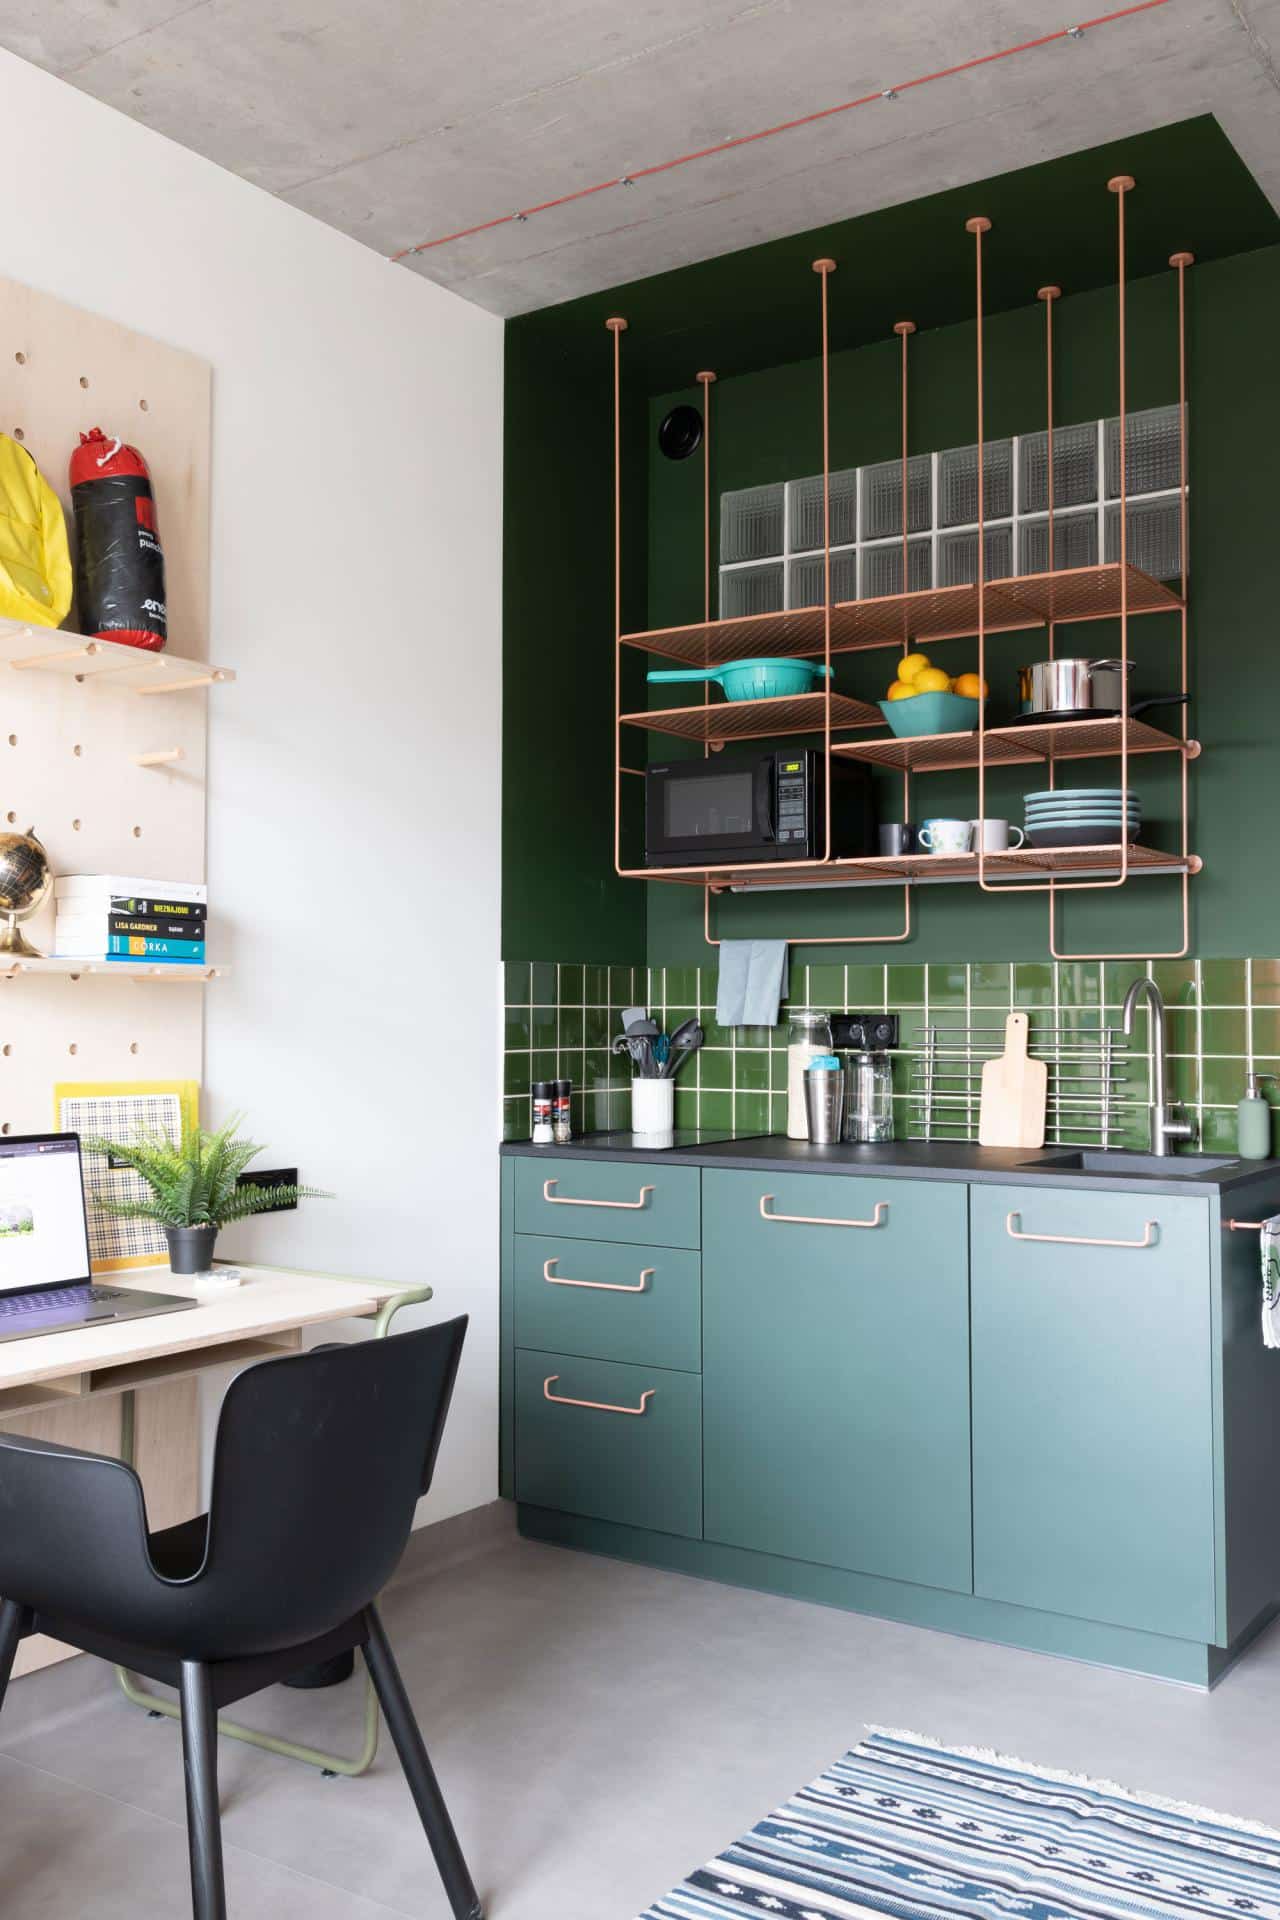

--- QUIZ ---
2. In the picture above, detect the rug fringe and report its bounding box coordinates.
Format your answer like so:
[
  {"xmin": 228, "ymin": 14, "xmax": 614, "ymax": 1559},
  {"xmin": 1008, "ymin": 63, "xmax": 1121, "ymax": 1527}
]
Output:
[{"xmin": 862, "ymin": 1725, "xmax": 1280, "ymax": 1845}]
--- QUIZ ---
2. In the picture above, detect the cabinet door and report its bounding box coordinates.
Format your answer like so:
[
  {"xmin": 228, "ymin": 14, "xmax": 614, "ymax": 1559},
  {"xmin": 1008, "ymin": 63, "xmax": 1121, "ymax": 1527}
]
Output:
[
  {"xmin": 971, "ymin": 1184, "xmax": 1215, "ymax": 1642},
  {"xmin": 703, "ymin": 1169, "xmax": 972, "ymax": 1593},
  {"xmin": 514, "ymin": 1235, "xmax": 701, "ymax": 1372},
  {"xmin": 514, "ymin": 1351, "xmax": 702, "ymax": 1538},
  {"xmin": 513, "ymin": 1156, "xmax": 700, "ymax": 1248}
]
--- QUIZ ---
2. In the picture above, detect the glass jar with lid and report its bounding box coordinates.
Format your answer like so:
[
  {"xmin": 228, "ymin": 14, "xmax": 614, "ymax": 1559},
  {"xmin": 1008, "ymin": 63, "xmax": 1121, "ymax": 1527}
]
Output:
[{"xmin": 786, "ymin": 1009, "xmax": 833, "ymax": 1138}]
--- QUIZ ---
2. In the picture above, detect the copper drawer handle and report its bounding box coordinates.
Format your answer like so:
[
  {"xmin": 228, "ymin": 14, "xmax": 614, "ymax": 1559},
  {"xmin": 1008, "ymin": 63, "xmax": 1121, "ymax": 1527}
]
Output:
[
  {"xmin": 759, "ymin": 1194, "xmax": 888, "ymax": 1230},
  {"xmin": 542, "ymin": 1375, "xmax": 655, "ymax": 1417},
  {"xmin": 1006, "ymin": 1209, "xmax": 1158, "ymax": 1250},
  {"xmin": 543, "ymin": 1258, "xmax": 652, "ymax": 1294},
  {"xmin": 543, "ymin": 1178, "xmax": 655, "ymax": 1211}
]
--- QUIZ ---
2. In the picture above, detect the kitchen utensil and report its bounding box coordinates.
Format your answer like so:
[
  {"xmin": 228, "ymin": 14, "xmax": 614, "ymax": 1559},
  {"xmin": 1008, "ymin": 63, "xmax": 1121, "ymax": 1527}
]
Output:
[
  {"xmin": 878, "ymin": 823, "xmax": 916, "ymax": 856},
  {"xmin": 878, "ymin": 690, "xmax": 982, "ymax": 739},
  {"xmin": 632, "ymin": 1076, "xmax": 676, "ymax": 1133},
  {"xmin": 804, "ymin": 1057, "xmax": 846, "ymax": 1145},
  {"xmin": 918, "ymin": 818, "xmax": 973, "ymax": 855},
  {"xmin": 979, "ymin": 1012, "xmax": 1047, "ymax": 1148},
  {"xmin": 844, "ymin": 1050, "xmax": 894, "ymax": 1143},
  {"xmin": 653, "ymin": 1033, "xmax": 670, "ymax": 1071},
  {"xmin": 969, "ymin": 818, "xmax": 1025, "ymax": 851},
  {"xmin": 621, "ymin": 1006, "xmax": 648, "ymax": 1032},
  {"xmin": 1015, "ymin": 654, "xmax": 1189, "ymax": 723},
  {"xmin": 647, "ymin": 658, "xmax": 833, "ymax": 703},
  {"xmin": 660, "ymin": 1016, "xmax": 703, "ymax": 1079}
]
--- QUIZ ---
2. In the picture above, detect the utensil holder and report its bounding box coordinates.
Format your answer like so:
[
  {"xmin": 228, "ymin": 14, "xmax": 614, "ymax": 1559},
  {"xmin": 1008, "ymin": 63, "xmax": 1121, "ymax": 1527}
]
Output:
[{"xmin": 632, "ymin": 1077, "xmax": 675, "ymax": 1134}]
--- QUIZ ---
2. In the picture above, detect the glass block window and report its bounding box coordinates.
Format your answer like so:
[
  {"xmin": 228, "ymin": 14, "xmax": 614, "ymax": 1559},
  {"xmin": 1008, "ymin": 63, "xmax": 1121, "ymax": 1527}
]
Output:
[{"xmin": 716, "ymin": 404, "xmax": 1184, "ymax": 612}]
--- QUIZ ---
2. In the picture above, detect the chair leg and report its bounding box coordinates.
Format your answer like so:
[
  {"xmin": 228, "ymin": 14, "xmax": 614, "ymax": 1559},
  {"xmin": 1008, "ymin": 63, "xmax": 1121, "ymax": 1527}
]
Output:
[
  {"xmin": 178, "ymin": 1661, "xmax": 227, "ymax": 1920},
  {"xmin": 0, "ymin": 1599, "xmax": 29, "ymax": 1714},
  {"xmin": 363, "ymin": 1606, "xmax": 483, "ymax": 1920}
]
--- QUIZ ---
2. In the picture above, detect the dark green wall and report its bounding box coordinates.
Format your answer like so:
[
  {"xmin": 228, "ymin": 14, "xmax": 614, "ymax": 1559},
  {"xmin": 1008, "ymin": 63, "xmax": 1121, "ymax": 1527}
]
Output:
[{"xmin": 501, "ymin": 117, "xmax": 1280, "ymax": 967}]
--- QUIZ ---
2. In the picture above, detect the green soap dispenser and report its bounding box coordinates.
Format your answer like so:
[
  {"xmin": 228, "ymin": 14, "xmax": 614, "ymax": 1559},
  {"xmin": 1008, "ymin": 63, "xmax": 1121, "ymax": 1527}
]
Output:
[{"xmin": 1237, "ymin": 1072, "xmax": 1275, "ymax": 1160}]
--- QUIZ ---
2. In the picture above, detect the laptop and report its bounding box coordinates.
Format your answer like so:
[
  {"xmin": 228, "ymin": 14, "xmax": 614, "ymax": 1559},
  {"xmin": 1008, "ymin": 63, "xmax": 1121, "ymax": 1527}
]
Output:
[{"xmin": 0, "ymin": 1132, "xmax": 198, "ymax": 1344}]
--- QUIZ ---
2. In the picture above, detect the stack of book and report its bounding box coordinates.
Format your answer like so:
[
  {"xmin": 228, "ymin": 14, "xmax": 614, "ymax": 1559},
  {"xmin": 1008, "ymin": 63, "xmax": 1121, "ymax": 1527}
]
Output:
[{"xmin": 54, "ymin": 875, "xmax": 208, "ymax": 965}]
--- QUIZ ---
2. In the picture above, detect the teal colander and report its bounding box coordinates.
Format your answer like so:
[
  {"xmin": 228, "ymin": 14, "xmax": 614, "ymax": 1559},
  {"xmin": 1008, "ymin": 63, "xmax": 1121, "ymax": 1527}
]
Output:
[{"xmin": 647, "ymin": 658, "xmax": 833, "ymax": 703}]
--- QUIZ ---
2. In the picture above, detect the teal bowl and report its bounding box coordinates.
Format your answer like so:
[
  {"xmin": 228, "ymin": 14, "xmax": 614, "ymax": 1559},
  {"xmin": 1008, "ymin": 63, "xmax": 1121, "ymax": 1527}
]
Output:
[{"xmin": 879, "ymin": 691, "xmax": 983, "ymax": 738}]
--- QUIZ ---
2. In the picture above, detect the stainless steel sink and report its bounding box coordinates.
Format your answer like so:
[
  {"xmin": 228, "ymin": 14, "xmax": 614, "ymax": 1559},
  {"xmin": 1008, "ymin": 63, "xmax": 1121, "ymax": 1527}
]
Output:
[{"xmin": 1019, "ymin": 1150, "xmax": 1241, "ymax": 1178}]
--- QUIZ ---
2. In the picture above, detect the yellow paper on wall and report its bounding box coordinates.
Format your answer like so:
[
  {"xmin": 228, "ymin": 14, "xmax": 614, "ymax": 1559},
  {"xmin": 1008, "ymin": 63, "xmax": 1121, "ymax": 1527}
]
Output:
[{"xmin": 53, "ymin": 1080, "xmax": 199, "ymax": 1272}]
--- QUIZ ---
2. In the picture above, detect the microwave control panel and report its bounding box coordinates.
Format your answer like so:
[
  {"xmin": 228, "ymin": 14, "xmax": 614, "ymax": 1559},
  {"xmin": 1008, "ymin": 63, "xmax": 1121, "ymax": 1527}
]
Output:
[{"xmin": 776, "ymin": 757, "xmax": 809, "ymax": 844}]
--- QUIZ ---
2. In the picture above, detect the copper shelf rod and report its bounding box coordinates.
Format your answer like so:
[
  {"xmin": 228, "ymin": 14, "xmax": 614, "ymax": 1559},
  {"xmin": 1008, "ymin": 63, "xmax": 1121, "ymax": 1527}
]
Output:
[{"xmin": 1050, "ymin": 237, "xmax": 1196, "ymax": 957}]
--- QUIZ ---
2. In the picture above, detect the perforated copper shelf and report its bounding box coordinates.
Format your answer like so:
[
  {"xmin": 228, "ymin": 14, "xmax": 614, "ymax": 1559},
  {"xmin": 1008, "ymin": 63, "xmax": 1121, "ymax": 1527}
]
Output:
[
  {"xmin": 832, "ymin": 714, "xmax": 1191, "ymax": 773},
  {"xmin": 620, "ymin": 564, "xmax": 1182, "ymax": 667},
  {"xmin": 626, "ymin": 842, "xmax": 1190, "ymax": 891},
  {"xmin": 620, "ymin": 690, "xmax": 882, "ymax": 744}
]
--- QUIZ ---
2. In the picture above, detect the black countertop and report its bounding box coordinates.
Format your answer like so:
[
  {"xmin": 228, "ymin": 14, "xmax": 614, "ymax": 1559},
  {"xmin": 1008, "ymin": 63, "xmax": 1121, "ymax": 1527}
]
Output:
[{"xmin": 500, "ymin": 1130, "xmax": 1280, "ymax": 1198}]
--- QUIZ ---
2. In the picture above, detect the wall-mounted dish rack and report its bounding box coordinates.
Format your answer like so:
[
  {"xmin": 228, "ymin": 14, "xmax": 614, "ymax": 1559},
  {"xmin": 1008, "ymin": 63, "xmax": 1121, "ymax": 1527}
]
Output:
[
  {"xmin": 910, "ymin": 1023, "xmax": 1133, "ymax": 1145},
  {"xmin": 607, "ymin": 176, "xmax": 1197, "ymax": 960}
]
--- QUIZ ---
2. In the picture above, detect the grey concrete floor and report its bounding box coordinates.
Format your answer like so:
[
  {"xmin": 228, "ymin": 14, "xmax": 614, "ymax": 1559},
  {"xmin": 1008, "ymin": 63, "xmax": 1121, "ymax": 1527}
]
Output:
[{"xmin": 1, "ymin": 1515, "xmax": 1279, "ymax": 1919}]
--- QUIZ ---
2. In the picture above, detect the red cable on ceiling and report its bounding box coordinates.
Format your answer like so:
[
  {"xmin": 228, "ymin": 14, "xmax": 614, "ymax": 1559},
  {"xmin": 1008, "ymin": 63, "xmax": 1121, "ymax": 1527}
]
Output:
[{"xmin": 390, "ymin": 0, "xmax": 1172, "ymax": 262}]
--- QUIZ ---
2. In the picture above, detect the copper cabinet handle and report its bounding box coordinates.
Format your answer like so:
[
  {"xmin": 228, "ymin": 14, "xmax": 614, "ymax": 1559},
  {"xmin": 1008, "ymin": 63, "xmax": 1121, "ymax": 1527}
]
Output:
[
  {"xmin": 542, "ymin": 1375, "xmax": 655, "ymax": 1416},
  {"xmin": 1006, "ymin": 1209, "xmax": 1158, "ymax": 1249},
  {"xmin": 759, "ymin": 1194, "xmax": 888, "ymax": 1230},
  {"xmin": 543, "ymin": 1258, "xmax": 652, "ymax": 1294},
  {"xmin": 543, "ymin": 1178, "xmax": 655, "ymax": 1210}
]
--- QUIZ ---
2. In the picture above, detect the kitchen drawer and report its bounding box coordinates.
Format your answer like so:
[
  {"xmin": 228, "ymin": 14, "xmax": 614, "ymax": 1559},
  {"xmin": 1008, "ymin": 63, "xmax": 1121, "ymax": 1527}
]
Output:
[
  {"xmin": 702, "ymin": 1168, "xmax": 972, "ymax": 1593},
  {"xmin": 514, "ymin": 1349, "xmax": 701, "ymax": 1538},
  {"xmin": 970, "ymin": 1183, "xmax": 1215, "ymax": 1642},
  {"xmin": 514, "ymin": 1235, "xmax": 700, "ymax": 1372},
  {"xmin": 513, "ymin": 1156, "xmax": 700, "ymax": 1248}
]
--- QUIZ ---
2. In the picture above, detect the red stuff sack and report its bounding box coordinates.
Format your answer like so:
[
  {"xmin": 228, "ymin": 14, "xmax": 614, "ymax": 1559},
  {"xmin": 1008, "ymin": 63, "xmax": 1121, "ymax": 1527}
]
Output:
[{"xmin": 69, "ymin": 428, "xmax": 167, "ymax": 650}]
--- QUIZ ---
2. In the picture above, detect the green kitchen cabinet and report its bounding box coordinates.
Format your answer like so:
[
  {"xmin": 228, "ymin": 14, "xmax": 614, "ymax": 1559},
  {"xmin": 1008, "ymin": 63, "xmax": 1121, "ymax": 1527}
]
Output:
[
  {"xmin": 970, "ymin": 1183, "xmax": 1216, "ymax": 1643},
  {"xmin": 513, "ymin": 1349, "xmax": 702, "ymax": 1538},
  {"xmin": 513, "ymin": 1155, "xmax": 700, "ymax": 1248},
  {"xmin": 702, "ymin": 1168, "xmax": 973, "ymax": 1593},
  {"xmin": 514, "ymin": 1234, "xmax": 701, "ymax": 1371}
]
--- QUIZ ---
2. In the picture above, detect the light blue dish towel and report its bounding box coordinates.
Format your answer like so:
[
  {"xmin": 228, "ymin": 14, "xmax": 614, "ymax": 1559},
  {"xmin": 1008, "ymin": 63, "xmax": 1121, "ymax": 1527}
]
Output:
[{"xmin": 715, "ymin": 940, "xmax": 788, "ymax": 1029}]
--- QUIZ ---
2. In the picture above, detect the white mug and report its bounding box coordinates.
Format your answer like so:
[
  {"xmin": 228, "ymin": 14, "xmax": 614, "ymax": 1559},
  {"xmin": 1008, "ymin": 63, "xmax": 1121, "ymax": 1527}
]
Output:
[
  {"xmin": 918, "ymin": 818, "xmax": 972, "ymax": 855},
  {"xmin": 969, "ymin": 817, "xmax": 1026, "ymax": 852}
]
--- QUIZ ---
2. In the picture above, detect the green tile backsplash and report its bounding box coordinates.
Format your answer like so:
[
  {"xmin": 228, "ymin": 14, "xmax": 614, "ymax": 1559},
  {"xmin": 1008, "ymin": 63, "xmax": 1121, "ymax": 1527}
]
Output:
[{"xmin": 501, "ymin": 956, "xmax": 1280, "ymax": 1153}]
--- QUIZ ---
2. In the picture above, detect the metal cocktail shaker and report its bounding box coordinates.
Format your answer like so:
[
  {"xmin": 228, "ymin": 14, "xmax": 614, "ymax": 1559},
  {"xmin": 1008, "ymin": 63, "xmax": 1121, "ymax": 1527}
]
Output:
[{"xmin": 803, "ymin": 1057, "xmax": 846, "ymax": 1144}]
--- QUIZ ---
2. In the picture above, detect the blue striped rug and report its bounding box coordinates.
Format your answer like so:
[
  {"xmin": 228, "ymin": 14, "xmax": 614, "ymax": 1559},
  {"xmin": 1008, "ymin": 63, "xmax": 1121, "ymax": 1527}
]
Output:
[{"xmin": 641, "ymin": 1728, "xmax": 1280, "ymax": 1920}]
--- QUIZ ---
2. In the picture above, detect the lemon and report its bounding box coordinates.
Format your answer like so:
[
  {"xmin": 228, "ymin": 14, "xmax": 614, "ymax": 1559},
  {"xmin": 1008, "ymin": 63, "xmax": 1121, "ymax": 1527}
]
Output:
[
  {"xmin": 951, "ymin": 671, "xmax": 988, "ymax": 700},
  {"xmin": 913, "ymin": 667, "xmax": 952, "ymax": 694},
  {"xmin": 897, "ymin": 651, "xmax": 931, "ymax": 683},
  {"xmin": 886, "ymin": 679, "xmax": 916, "ymax": 701}
]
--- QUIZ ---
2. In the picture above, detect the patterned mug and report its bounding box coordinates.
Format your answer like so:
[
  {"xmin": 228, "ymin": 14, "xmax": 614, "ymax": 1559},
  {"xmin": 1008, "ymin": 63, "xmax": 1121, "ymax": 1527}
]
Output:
[{"xmin": 918, "ymin": 818, "xmax": 972, "ymax": 855}]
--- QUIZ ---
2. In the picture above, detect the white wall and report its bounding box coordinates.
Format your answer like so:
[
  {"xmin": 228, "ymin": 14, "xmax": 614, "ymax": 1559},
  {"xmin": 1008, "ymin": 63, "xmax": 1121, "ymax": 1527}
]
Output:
[{"xmin": 0, "ymin": 51, "xmax": 505, "ymax": 1523}]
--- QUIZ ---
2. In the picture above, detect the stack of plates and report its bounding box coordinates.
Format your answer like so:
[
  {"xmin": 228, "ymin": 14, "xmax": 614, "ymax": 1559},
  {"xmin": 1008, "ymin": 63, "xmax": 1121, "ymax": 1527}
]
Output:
[{"xmin": 1024, "ymin": 787, "xmax": 1141, "ymax": 849}]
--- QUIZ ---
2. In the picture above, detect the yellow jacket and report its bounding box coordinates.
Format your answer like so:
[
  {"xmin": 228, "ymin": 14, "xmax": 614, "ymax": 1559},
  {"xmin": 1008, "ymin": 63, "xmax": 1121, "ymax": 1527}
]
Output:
[{"xmin": 0, "ymin": 435, "xmax": 72, "ymax": 626}]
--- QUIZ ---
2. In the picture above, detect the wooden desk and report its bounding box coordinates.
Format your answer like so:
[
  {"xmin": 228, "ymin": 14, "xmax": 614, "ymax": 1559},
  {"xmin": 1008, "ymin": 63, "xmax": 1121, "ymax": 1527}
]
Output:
[{"xmin": 2, "ymin": 1262, "xmax": 415, "ymax": 1680}]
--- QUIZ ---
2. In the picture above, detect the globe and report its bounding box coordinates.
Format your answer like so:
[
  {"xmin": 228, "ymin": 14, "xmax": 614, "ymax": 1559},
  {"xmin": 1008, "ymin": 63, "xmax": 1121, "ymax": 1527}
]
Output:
[{"xmin": 0, "ymin": 827, "xmax": 52, "ymax": 958}]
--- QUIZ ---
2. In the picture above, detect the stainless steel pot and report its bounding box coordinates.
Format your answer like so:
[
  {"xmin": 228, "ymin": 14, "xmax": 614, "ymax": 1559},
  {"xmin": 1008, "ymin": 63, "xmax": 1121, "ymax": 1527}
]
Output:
[{"xmin": 1017, "ymin": 657, "xmax": 1132, "ymax": 715}]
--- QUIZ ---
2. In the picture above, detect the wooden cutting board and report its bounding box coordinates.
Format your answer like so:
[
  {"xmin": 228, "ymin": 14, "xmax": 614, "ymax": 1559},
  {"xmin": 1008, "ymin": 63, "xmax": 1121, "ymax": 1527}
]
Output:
[{"xmin": 979, "ymin": 1012, "xmax": 1047, "ymax": 1148}]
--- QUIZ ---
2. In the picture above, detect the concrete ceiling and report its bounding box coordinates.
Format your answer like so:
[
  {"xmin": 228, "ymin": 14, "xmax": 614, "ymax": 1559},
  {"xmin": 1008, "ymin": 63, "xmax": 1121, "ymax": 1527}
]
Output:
[{"xmin": 4, "ymin": 1, "xmax": 1279, "ymax": 317}]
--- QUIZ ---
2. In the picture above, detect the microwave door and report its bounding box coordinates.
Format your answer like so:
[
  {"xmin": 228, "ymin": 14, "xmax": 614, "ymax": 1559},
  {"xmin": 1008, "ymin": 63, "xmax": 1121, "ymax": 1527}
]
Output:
[{"xmin": 648, "ymin": 760, "xmax": 770, "ymax": 860}]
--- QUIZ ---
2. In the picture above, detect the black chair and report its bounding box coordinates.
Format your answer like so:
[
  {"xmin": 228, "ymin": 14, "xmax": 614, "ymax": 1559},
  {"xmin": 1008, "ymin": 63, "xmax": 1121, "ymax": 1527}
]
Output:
[{"xmin": 0, "ymin": 1316, "xmax": 481, "ymax": 1920}]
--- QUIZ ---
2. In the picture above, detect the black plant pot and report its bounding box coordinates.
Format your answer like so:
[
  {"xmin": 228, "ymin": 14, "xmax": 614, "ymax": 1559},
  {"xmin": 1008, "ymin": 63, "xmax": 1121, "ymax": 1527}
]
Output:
[{"xmin": 165, "ymin": 1224, "xmax": 219, "ymax": 1275}]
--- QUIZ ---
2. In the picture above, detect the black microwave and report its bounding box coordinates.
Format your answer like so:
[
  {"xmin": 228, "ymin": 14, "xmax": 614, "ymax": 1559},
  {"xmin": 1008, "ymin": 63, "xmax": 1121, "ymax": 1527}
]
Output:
[{"xmin": 645, "ymin": 749, "xmax": 874, "ymax": 867}]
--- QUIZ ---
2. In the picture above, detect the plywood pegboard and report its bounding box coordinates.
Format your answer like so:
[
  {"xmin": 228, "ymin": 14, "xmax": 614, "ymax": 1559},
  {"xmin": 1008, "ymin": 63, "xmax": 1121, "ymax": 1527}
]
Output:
[{"xmin": 0, "ymin": 273, "xmax": 217, "ymax": 1124}]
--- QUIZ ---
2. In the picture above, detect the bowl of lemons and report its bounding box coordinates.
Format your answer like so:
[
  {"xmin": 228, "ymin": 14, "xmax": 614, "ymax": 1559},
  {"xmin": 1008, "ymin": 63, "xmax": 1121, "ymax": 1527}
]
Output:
[{"xmin": 878, "ymin": 652, "xmax": 988, "ymax": 738}]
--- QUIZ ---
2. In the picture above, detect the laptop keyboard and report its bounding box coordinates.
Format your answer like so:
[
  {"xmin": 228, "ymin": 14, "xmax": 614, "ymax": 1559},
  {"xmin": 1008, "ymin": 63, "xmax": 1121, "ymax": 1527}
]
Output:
[{"xmin": 0, "ymin": 1285, "xmax": 126, "ymax": 1318}]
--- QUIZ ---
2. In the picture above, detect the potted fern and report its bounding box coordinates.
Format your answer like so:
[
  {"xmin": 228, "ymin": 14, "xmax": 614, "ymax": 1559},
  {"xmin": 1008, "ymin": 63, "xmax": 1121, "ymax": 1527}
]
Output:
[{"xmin": 83, "ymin": 1114, "xmax": 329, "ymax": 1274}]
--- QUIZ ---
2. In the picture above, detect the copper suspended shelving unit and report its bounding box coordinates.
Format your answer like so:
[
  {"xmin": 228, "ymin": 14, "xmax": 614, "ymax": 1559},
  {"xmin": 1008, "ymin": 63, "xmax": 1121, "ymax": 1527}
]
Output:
[{"xmin": 608, "ymin": 174, "xmax": 1199, "ymax": 958}]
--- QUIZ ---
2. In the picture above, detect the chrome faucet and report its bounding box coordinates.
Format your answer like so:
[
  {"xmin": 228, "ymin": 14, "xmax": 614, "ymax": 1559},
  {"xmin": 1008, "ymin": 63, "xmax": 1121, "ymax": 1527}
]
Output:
[{"xmin": 1122, "ymin": 977, "xmax": 1195, "ymax": 1156}]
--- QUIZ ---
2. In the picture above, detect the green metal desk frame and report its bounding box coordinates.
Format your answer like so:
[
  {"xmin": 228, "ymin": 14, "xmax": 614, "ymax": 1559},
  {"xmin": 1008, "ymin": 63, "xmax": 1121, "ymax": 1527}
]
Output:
[{"xmin": 114, "ymin": 1280, "xmax": 433, "ymax": 1778}]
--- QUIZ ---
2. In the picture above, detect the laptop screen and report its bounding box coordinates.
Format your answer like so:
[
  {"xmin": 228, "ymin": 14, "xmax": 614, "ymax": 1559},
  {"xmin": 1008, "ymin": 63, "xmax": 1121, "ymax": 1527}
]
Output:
[{"xmin": 0, "ymin": 1134, "xmax": 92, "ymax": 1296}]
